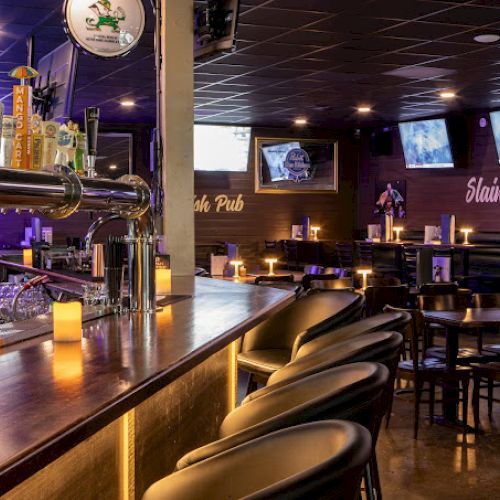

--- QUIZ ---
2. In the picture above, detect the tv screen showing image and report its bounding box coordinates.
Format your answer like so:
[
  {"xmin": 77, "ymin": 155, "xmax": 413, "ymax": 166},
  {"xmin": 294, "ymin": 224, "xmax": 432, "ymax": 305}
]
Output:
[
  {"xmin": 399, "ymin": 118, "xmax": 454, "ymax": 169},
  {"xmin": 490, "ymin": 111, "xmax": 500, "ymax": 164},
  {"xmin": 194, "ymin": 125, "xmax": 251, "ymax": 171},
  {"xmin": 261, "ymin": 141, "xmax": 302, "ymax": 181}
]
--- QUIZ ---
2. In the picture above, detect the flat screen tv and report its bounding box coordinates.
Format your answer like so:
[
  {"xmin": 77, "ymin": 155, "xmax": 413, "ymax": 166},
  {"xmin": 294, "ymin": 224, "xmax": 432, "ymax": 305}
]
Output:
[
  {"xmin": 194, "ymin": 124, "xmax": 251, "ymax": 171},
  {"xmin": 399, "ymin": 118, "xmax": 454, "ymax": 169},
  {"xmin": 490, "ymin": 111, "xmax": 500, "ymax": 164}
]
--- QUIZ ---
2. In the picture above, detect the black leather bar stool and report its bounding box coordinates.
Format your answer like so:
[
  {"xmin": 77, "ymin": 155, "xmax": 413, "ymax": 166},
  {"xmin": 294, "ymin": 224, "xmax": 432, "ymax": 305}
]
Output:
[
  {"xmin": 244, "ymin": 332, "xmax": 403, "ymax": 405},
  {"xmin": 238, "ymin": 291, "xmax": 365, "ymax": 393},
  {"xmin": 295, "ymin": 311, "xmax": 411, "ymax": 361},
  {"xmin": 176, "ymin": 362, "xmax": 387, "ymax": 500},
  {"xmin": 143, "ymin": 421, "xmax": 372, "ymax": 500}
]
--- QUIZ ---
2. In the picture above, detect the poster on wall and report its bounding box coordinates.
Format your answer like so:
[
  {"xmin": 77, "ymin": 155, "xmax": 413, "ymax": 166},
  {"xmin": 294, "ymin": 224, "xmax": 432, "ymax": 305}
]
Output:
[
  {"xmin": 255, "ymin": 137, "xmax": 338, "ymax": 193},
  {"xmin": 374, "ymin": 180, "xmax": 406, "ymax": 218}
]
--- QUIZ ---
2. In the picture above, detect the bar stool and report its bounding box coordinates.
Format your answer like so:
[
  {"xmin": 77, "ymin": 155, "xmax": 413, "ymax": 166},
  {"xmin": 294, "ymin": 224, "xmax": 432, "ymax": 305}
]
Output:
[
  {"xmin": 175, "ymin": 363, "xmax": 388, "ymax": 499},
  {"xmin": 238, "ymin": 291, "xmax": 365, "ymax": 393},
  {"xmin": 143, "ymin": 421, "xmax": 372, "ymax": 500},
  {"xmin": 295, "ymin": 311, "xmax": 411, "ymax": 361}
]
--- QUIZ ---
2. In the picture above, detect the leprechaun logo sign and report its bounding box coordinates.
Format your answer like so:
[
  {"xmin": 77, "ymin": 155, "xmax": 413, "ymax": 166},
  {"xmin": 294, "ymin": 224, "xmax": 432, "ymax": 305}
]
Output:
[{"xmin": 64, "ymin": 0, "xmax": 145, "ymax": 58}]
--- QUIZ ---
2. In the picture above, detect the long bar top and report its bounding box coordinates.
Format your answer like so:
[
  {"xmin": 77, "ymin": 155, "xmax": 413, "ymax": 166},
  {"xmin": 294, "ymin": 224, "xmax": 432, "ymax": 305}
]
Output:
[{"xmin": 0, "ymin": 277, "xmax": 294, "ymax": 495}]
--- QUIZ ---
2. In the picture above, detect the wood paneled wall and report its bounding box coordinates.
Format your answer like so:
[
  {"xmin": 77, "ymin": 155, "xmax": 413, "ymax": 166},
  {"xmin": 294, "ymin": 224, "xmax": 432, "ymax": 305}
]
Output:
[
  {"xmin": 0, "ymin": 125, "xmax": 359, "ymax": 258},
  {"xmin": 357, "ymin": 112, "xmax": 500, "ymax": 233},
  {"xmin": 194, "ymin": 127, "xmax": 359, "ymax": 263}
]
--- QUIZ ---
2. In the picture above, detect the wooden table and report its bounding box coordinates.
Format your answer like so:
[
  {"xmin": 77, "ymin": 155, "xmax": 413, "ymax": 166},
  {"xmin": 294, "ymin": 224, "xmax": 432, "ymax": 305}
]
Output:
[{"xmin": 422, "ymin": 308, "xmax": 500, "ymax": 422}]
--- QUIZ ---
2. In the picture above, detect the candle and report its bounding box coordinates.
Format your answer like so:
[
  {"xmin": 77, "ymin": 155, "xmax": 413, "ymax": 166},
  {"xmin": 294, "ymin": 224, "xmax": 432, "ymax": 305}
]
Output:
[
  {"xmin": 156, "ymin": 268, "xmax": 172, "ymax": 296},
  {"xmin": 53, "ymin": 301, "xmax": 82, "ymax": 342},
  {"xmin": 310, "ymin": 226, "xmax": 321, "ymax": 241},
  {"xmin": 265, "ymin": 258, "xmax": 278, "ymax": 276},
  {"xmin": 23, "ymin": 248, "xmax": 32, "ymax": 266},
  {"xmin": 393, "ymin": 226, "xmax": 404, "ymax": 242},
  {"xmin": 460, "ymin": 228, "xmax": 473, "ymax": 245},
  {"xmin": 230, "ymin": 260, "xmax": 243, "ymax": 278},
  {"xmin": 356, "ymin": 268, "xmax": 372, "ymax": 290},
  {"xmin": 52, "ymin": 342, "xmax": 83, "ymax": 388}
]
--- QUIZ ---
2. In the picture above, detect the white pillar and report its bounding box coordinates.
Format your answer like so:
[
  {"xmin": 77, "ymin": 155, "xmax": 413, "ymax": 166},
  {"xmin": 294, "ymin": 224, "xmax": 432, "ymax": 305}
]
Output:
[{"xmin": 160, "ymin": 0, "xmax": 194, "ymax": 276}]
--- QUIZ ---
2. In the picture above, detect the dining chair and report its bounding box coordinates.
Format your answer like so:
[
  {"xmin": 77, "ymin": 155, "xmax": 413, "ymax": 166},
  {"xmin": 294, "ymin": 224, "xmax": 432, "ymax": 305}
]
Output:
[
  {"xmin": 301, "ymin": 272, "xmax": 339, "ymax": 291},
  {"xmin": 402, "ymin": 245, "xmax": 418, "ymax": 286},
  {"xmin": 396, "ymin": 308, "xmax": 471, "ymax": 438},
  {"xmin": 364, "ymin": 285, "xmax": 410, "ymax": 316},
  {"xmin": 418, "ymin": 294, "xmax": 497, "ymax": 365},
  {"xmin": 303, "ymin": 264, "xmax": 324, "ymax": 275},
  {"xmin": 471, "ymin": 293, "xmax": 500, "ymax": 354},
  {"xmin": 356, "ymin": 241, "xmax": 373, "ymax": 267},
  {"xmin": 472, "ymin": 362, "xmax": 500, "ymax": 432},
  {"xmin": 367, "ymin": 276, "xmax": 402, "ymax": 287},
  {"xmin": 336, "ymin": 242, "xmax": 354, "ymax": 274},
  {"xmin": 418, "ymin": 282, "xmax": 459, "ymax": 296},
  {"xmin": 282, "ymin": 240, "xmax": 299, "ymax": 270}
]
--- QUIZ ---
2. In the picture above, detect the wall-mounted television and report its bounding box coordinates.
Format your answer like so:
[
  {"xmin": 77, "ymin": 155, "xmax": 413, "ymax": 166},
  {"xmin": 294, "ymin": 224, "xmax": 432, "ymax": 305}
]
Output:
[
  {"xmin": 398, "ymin": 118, "xmax": 454, "ymax": 169},
  {"xmin": 490, "ymin": 111, "xmax": 500, "ymax": 164},
  {"xmin": 194, "ymin": 124, "xmax": 251, "ymax": 171}
]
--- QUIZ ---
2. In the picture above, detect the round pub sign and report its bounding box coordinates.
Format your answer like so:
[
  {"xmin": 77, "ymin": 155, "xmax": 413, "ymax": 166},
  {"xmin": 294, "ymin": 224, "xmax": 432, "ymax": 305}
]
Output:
[{"xmin": 64, "ymin": 0, "xmax": 145, "ymax": 58}]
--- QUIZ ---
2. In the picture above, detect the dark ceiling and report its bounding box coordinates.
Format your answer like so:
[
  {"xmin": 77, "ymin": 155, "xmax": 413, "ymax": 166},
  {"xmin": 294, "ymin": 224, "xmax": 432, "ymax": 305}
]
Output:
[{"xmin": 1, "ymin": 0, "xmax": 500, "ymax": 128}]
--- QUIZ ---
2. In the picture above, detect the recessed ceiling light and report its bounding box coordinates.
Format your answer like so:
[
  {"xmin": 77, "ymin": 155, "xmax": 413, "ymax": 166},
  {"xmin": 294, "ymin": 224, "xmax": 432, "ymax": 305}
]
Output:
[
  {"xmin": 440, "ymin": 91, "xmax": 456, "ymax": 99},
  {"xmin": 109, "ymin": 164, "xmax": 117, "ymax": 170},
  {"xmin": 120, "ymin": 99, "xmax": 136, "ymax": 107},
  {"xmin": 357, "ymin": 106, "xmax": 371, "ymax": 113},
  {"xmin": 294, "ymin": 118, "xmax": 308, "ymax": 125},
  {"xmin": 474, "ymin": 34, "xmax": 500, "ymax": 44}
]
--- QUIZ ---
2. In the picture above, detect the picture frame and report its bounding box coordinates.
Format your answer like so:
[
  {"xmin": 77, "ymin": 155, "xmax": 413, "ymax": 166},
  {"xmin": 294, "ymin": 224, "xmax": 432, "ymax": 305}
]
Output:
[{"xmin": 254, "ymin": 137, "xmax": 338, "ymax": 194}]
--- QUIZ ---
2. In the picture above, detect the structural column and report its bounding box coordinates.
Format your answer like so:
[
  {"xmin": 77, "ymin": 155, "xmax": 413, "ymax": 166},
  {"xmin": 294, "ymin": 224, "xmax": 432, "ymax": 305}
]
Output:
[{"xmin": 160, "ymin": 0, "xmax": 194, "ymax": 276}]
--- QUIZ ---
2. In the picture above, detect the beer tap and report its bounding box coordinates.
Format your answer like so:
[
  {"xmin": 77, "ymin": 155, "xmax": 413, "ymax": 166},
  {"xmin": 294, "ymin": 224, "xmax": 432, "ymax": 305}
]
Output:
[{"xmin": 84, "ymin": 107, "xmax": 99, "ymax": 178}]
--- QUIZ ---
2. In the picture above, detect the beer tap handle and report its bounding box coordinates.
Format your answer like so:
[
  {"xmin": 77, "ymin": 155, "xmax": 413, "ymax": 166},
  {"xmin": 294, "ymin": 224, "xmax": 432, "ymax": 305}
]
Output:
[{"xmin": 85, "ymin": 107, "xmax": 100, "ymax": 178}]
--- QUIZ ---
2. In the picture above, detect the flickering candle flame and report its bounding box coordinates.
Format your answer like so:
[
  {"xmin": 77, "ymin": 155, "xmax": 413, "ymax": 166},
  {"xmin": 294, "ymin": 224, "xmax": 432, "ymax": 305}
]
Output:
[
  {"xmin": 356, "ymin": 268, "xmax": 373, "ymax": 290},
  {"xmin": 265, "ymin": 258, "xmax": 278, "ymax": 276},
  {"xmin": 53, "ymin": 301, "xmax": 82, "ymax": 343},
  {"xmin": 230, "ymin": 260, "xmax": 243, "ymax": 278}
]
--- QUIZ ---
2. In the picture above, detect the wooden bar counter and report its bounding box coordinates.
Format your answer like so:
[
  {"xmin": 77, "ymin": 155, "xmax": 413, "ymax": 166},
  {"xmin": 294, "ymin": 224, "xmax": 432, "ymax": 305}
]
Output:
[{"xmin": 0, "ymin": 277, "xmax": 294, "ymax": 499}]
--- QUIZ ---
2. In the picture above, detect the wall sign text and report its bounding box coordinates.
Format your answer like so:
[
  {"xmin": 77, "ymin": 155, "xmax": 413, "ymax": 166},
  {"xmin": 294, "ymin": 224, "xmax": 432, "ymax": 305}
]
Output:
[
  {"xmin": 466, "ymin": 176, "xmax": 500, "ymax": 204},
  {"xmin": 194, "ymin": 194, "xmax": 244, "ymax": 213}
]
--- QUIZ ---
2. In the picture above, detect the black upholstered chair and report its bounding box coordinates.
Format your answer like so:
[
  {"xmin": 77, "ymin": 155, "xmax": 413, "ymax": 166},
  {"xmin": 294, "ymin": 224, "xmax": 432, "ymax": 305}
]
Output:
[
  {"xmin": 364, "ymin": 285, "xmax": 410, "ymax": 316},
  {"xmin": 238, "ymin": 291, "xmax": 365, "ymax": 392},
  {"xmin": 243, "ymin": 332, "xmax": 403, "ymax": 408},
  {"xmin": 176, "ymin": 363, "xmax": 387, "ymax": 499},
  {"xmin": 294, "ymin": 311, "xmax": 411, "ymax": 361},
  {"xmin": 302, "ymin": 272, "xmax": 339, "ymax": 291},
  {"xmin": 144, "ymin": 421, "xmax": 372, "ymax": 500}
]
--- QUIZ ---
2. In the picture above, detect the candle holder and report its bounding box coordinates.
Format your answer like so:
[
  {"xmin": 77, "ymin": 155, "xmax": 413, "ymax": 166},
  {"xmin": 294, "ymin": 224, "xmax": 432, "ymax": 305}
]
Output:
[
  {"xmin": 311, "ymin": 226, "xmax": 321, "ymax": 241},
  {"xmin": 264, "ymin": 258, "xmax": 278, "ymax": 276},
  {"xmin": 460, "ymin": 228, "xmax": 473, "ymax": 245},
  {"xmin": 230, "ymin": 260, "xmax": 243, "ymax": 278},
  {"xmin": 356, "ymin": 268, "xmax": 372, "ymax": 290},
  {"xmin": 393, "ymin": 226, "xmax": 404, "ymax": 242},
  {"xmin": 53, "ymin": 301, "xmax": 82, "ymax": 342}
]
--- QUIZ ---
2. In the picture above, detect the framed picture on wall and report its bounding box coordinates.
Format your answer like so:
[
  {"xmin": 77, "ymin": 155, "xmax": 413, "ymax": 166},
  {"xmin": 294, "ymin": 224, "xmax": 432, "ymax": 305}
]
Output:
[
  {"xmin": 254, "ymin": 137, "xmax": 338, "ymax": 194},
  {"xmin": 374, "ymin": 180, "xmax": 406, "ymax": 219}
]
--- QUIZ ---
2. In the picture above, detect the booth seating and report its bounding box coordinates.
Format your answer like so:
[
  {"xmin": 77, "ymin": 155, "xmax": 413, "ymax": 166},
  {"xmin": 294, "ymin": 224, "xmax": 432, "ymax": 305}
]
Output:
[
  {"xmin": 294, "ymin": 311, "xmax": 411, "ymax": 361},
  {"xmin": 143, "ymin": 421, "xmax": 371, "ymax": 500},
  {"xmin": 237, "ymin": 291, "xmax": 365, "ymax": 391}
]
